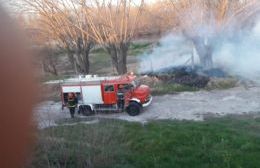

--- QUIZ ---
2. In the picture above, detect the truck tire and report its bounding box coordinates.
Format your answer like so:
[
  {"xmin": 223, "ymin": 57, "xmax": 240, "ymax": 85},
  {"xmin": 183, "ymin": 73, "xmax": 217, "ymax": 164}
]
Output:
[
  {"xmin": 127, "ymin": 102, "xmax": 141, "ymax": 116},
  {"xmin": 81, "ymin": 106, "xmax": 94, "ymax": 116}
]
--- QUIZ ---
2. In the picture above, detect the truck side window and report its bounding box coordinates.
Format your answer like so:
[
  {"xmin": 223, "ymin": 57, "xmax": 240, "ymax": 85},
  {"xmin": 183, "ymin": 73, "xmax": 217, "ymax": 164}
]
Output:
[{"xmin": 104, "ymin": 85, "xmax": 114, "ymax": 92}]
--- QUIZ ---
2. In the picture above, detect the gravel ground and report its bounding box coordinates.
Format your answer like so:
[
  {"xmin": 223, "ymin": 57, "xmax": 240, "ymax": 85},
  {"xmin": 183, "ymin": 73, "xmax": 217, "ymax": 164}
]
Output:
[{"xmin": 35, "ymin": 86, "xmax": 260, "ymax": 128}]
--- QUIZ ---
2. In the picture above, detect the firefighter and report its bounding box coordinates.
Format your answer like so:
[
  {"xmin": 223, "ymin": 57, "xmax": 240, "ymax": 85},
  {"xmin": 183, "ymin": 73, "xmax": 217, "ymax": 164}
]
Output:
[
  {"xmin": 117, "ymin": 84, "xmax": 125, "ymax": 110},
  {"xmin": 67, "ymin": 92, "xmax": 78, "ymax": 118}
]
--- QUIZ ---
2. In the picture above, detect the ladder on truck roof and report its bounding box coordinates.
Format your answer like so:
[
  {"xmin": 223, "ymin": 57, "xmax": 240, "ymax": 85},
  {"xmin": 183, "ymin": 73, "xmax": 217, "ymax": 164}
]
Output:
[{"xmin": 44, "ymin": 75, "xmax": 120, "ymax": 85}]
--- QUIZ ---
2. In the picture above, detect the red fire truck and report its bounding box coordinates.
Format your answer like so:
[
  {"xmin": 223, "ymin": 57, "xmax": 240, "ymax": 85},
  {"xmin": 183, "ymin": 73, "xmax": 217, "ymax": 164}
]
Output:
[{"xmin": 61, "ymin": 74, "xmax": 152, "ymax": 116}]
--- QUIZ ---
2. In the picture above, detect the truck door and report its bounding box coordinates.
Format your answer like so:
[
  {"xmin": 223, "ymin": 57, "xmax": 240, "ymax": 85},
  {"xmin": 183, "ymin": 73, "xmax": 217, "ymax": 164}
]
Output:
[
  {"xmin": 120, "ymin": 84, "xmax": 133, "ymax": 106},
  {"xmin": 102, "ymin": 84, "xmax": 117, "ymax": 104}
]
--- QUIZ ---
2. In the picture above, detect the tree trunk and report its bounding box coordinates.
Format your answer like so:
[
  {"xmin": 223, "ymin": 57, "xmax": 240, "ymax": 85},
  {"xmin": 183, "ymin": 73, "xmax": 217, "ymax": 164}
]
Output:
[
  {"xmin": 106, "ymin": 42, "xmax": 129, "ymax": 75},
  {"xmin": 106, "ymin": 44, "xmax": 118, "ymax": 72},
  {"xmin": 75, "ymin": 38, "xmax": 93, "ymax": 74},
  {"xmin": 192, "ymin": 37, "xmax": 213, "ymax": 69},
  {"xmin": 81, "ymin": 46, "xmax": 91, "ymax": 74},
  {"xmin": 41, "ymin": 48, "xmax": 59, "ymax": 76},
  {"xmin": 75, "ymin": 53, "xmax": 89, "ymax": 74},
  {"xmin": 66, "ymin": 48, "xmax": 78, "ymax": 74},
  {"xmin": 42, "ymin": 60, "xmax": 58, "ymax": 76},
  {"xmin": 50, "ymin": 61, "xmax": 58, "ymax": 76}
]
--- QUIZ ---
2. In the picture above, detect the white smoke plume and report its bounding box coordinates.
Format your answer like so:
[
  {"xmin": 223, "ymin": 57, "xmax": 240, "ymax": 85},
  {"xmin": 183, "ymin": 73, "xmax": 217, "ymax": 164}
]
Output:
[
  {"xmin": 214, "ymin": 21, "xmax": 260, "ymax": 80},
  {"xmin": 139, "ymin": 20, "xmax": 260, "ymax": 81},
  {"xmin": 139, "ymin": 34, "xmax": 200, "ymax": 73}
]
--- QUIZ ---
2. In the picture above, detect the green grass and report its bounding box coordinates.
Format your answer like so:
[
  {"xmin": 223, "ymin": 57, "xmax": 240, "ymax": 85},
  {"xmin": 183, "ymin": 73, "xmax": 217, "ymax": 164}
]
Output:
[
  {"xmin": 129, "ymin": 43, "xmax": 151, "ymax": 50},
  {"xmin": 90, "ymin": 42, "xmax": 151, "ymax": 58},
  {"xmin": 88, "ymin": 43, "xmax": 151, "ymax": 74},
  {"xmin": 90, "ymin": 43, "xmax": 151, "ymax": 56},
  {"xmin": 91, "ymin": 47, "xmax": 107, "ymax": 54},
  {"xmin": 89, "ymin": 50, "xmax": 112, "ymax": 74},
  {"xmin": 29, "ymin": 115, "xmax": 260, "ymax": 168},
  {"xmin": 152, "ymin": 83, "xmax": 199, "ymax": 95}
]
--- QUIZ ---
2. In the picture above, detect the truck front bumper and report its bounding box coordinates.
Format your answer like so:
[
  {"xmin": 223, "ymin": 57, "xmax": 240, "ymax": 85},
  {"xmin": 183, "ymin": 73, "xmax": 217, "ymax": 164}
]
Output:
[{"xmin": 142, "ymin": 95, "xmax": 153, "ymax": 107}]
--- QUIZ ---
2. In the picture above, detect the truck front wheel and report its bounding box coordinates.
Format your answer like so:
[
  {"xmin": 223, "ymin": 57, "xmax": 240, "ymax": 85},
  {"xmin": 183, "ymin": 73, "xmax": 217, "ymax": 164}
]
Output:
[{"xmin": 127, "ymin": 102, "xmax": 141, "ymax": 116}]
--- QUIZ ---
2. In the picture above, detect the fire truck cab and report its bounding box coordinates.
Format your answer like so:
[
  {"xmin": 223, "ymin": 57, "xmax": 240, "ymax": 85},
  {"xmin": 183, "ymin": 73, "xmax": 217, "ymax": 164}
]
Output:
[{"xmin": 61, "ymin": 74, "xmax": 152, "ymax": 116}]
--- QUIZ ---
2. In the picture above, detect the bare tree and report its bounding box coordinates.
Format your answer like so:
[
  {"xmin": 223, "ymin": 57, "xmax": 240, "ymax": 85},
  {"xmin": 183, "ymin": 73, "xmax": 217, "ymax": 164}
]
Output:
[
  {"xmin": 169, "ymin": 0, "xmax": 260, "ymax": 69},
  {"xmin": 136, "ymin": 1, "xmax": 177, "ymax": 37},
  {"xmin": 83, "ymin": 0, "xmax": 144, "ymax": 74},
  {"xmin": 39, "ymin": 46, "xmax": 59, "ymax": 76},
  {"xmin": 22, "ymin": 0, "xmax": 94, "ymax": 74}
]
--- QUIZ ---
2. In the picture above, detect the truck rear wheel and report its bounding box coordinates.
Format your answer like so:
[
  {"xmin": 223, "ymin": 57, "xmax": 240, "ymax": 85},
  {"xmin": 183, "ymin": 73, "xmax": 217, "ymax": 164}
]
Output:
[
  {"xmin": 80, "ymin": 106, "xmax": 94, "ymax": 116},
  {"xmin": 127, "ymin": 102, "xmax": 141, "ymax": 116}
]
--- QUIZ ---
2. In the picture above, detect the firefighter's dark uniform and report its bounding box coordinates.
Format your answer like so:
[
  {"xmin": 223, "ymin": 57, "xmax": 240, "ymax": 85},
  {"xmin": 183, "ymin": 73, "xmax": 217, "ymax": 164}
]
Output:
[
  {"xmin": 117, "ymin": 85, "xmax": 125, "ymax": 110},
  {"xmin": 67, "ymin": 93, "xmax": 78, "ymax": 118}
]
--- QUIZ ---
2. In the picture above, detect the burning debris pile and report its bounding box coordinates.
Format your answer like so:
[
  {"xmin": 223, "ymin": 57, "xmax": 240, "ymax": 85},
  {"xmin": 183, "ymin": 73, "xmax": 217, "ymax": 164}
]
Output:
[{"xmin": 140, "ymin": 66, "xmax": 229, "ymax": 89}]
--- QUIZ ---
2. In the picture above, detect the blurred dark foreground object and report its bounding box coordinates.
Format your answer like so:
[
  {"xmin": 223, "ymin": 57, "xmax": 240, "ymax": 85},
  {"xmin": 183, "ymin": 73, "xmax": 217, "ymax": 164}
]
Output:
[{"xmin": 0, "ymin": 7, "xmax": 36, "ymax": 168}]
